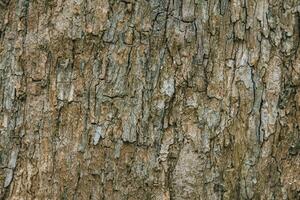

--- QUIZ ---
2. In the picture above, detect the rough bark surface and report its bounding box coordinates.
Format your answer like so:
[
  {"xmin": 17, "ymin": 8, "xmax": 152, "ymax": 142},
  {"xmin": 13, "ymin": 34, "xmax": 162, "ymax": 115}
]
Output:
[{"xmin": 0, "ymin": 0, "xmax": 300, "ymax": 199}]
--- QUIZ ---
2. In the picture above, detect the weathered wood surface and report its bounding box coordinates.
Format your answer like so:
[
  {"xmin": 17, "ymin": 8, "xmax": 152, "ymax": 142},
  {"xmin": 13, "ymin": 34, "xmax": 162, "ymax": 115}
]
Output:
[{"xmin": 0, "ymin": 0, "xmax": 299, "ymax": 199}]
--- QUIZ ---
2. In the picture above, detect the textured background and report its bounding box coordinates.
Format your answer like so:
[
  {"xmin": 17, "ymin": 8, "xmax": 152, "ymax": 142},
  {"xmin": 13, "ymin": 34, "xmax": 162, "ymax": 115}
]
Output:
[{"xmin": 0, "ymin": 0, "xmax": 300, "ymax": 199}]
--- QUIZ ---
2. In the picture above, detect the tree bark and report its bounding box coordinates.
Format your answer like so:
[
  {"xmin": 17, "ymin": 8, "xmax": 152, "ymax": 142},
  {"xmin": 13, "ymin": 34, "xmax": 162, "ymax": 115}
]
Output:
[{"xmin": 0, "ymin": 0, "xmax": 300, "ymax": 199}]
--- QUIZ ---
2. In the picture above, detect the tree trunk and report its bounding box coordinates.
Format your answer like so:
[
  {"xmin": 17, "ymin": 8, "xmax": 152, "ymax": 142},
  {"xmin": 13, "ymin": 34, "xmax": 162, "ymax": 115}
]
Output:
[{"xmin": 0, "ymin": 0, "xmax": 300, "ymax": 199}]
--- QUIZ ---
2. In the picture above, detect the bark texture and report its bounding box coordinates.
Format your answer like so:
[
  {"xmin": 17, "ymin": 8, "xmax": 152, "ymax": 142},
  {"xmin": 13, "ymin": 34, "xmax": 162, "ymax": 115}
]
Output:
[{"xmin": 0, "ymin": 0, "xmax": 300, "ymax": 199}]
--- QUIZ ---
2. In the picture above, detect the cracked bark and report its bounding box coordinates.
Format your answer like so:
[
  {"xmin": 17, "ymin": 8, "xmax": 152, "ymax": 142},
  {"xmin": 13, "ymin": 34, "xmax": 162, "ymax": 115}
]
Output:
[{"xmin": 0, "ymin": 0, "xmax": 300, "ymax": 199}]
